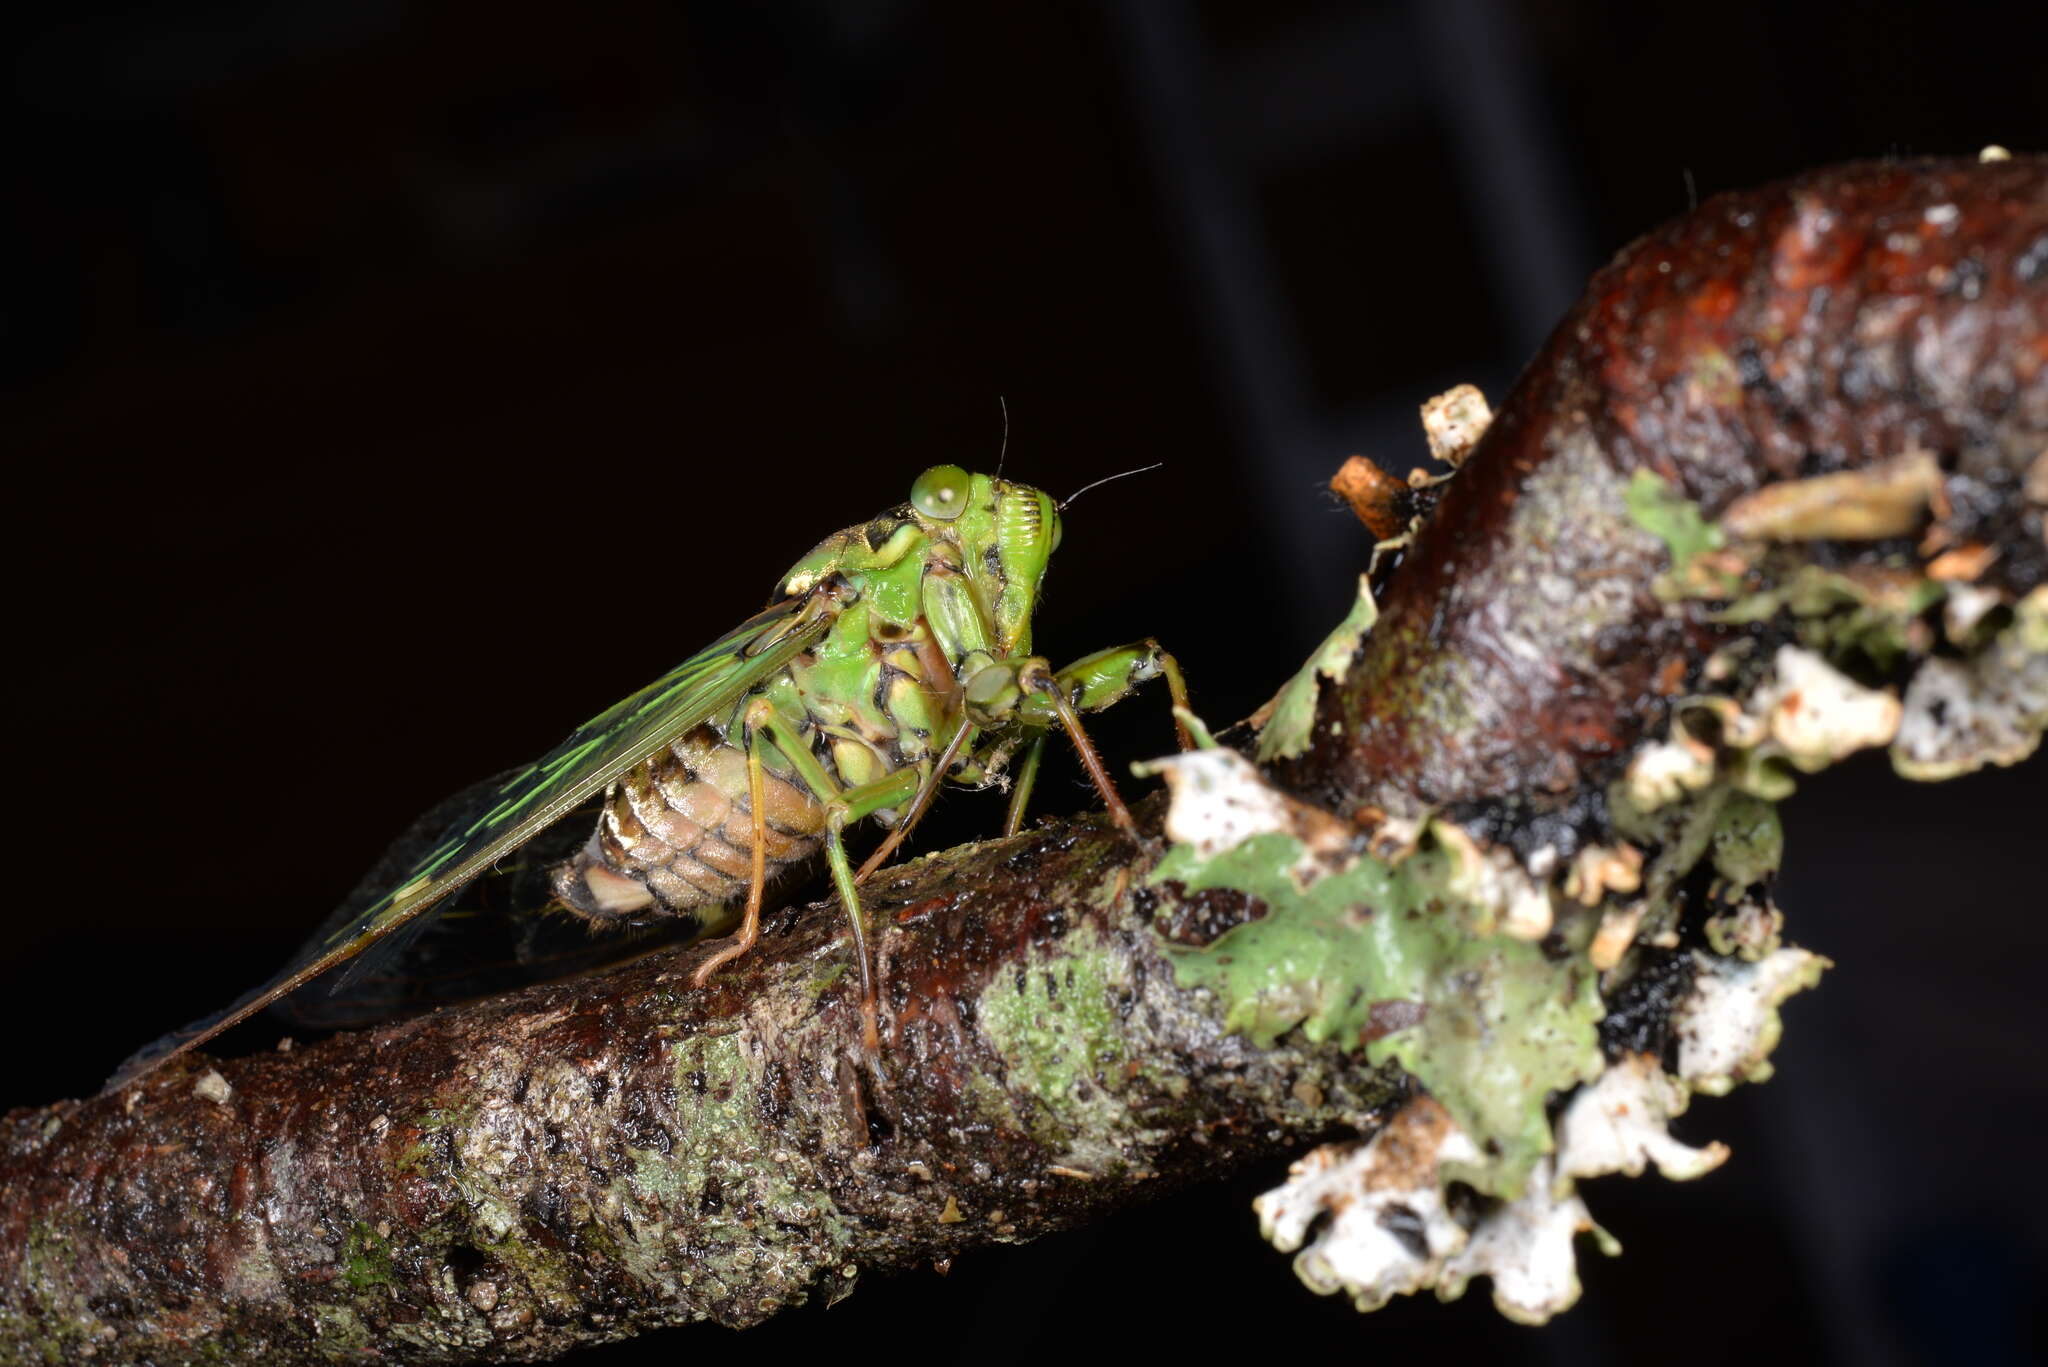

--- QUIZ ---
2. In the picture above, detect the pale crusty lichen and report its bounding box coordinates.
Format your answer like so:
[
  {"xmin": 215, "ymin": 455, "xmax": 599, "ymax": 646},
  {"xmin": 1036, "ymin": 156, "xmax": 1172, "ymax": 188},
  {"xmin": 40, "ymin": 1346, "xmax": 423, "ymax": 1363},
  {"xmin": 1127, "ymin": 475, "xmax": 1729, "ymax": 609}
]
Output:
[
  {"xmin": 1673, "ymin": 947, "xmax": 1831, "ymax": 1095},
  {"xmin": 1892, "ymin": 588, "xmax": 2048, "ymax": 779},
  {"xmin": 1251, "ymin": 943, "xmax": 1817, "ymax": 1324}
]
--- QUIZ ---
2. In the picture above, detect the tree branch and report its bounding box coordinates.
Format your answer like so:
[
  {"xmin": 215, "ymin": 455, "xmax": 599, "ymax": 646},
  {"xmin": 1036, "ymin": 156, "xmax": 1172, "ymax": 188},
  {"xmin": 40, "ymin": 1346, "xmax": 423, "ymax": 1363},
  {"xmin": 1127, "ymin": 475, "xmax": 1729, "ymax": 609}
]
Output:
[
  {"xmin": 5, "ymin": 814, "xmax": 1395, "ymax": 1362},
  {"xmin": 1281, "ymin": 154, "xmax": 2044, "ymax": 817},
  {"xmin": 4, "ymin": 155, "xmax": 2041, "ymax": 1364}
]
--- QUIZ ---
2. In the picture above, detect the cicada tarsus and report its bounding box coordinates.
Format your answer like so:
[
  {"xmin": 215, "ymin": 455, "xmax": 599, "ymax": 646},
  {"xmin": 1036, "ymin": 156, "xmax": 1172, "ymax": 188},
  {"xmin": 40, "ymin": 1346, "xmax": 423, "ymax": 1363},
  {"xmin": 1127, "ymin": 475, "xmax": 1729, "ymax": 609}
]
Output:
[{"xmin": 108, "ymin": 464, "xmax": 1189, "ymax": 1091}]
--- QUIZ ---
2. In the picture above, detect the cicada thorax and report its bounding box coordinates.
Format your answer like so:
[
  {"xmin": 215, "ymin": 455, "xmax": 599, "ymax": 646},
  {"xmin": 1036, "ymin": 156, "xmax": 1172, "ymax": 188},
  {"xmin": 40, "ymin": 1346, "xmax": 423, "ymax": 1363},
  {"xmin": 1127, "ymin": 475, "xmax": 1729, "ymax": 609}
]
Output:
[{"xmin": 551, "ymin": 591, "xmax": 979, "ymax": 930}]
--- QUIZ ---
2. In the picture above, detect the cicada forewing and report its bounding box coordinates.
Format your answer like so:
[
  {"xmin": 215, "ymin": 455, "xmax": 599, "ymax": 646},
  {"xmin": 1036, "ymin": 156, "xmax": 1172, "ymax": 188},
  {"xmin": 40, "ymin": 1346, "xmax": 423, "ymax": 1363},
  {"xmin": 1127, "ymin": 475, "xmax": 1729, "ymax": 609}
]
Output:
[
  {"xmin": 105, "ymin": 589, "xmax": 840, "ymax": 1092},
  {"xmin": 268, "ymin": 777, "xmax": 692, "ymax": 1032}
]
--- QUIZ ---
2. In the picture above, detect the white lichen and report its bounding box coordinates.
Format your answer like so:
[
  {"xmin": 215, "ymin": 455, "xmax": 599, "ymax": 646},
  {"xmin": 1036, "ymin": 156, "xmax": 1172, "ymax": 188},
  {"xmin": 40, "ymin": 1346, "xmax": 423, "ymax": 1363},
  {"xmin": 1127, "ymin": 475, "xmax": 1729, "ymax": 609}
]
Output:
[
  {"xmin": 1438, "ymin": 1157, "xmax": 1606, "ymax": 1325},
  {"xmin": 1420, "ymin": 384, "xmax": 1493, "ymax": 468},
  {"xmin": 1554, "ymin": 1054, "xmax": 1728, "ymax": 1182},
  {"xmin": 1621, "ymin": 727, "xmax": 1717, "ymax": 812},
  {"xmin": 1621, "ymin": 645, "xmax": 1906, "ymax": 815},
  {"xmin": 1432, "ymin": 820, "xmax": 1556, "ymax": 940},
  {"xmin": 1940, "ymin": 583, "xmax": 2002, "ymax": 642},
  {"xmin": 1144, "ymin": 748, "xmax": 1294, "ymax": 855},
  {"xmin": 1255, "ymin": 1099, "xmax": 1483, "ymax": 1314},
  {"xmin": 1751, "ymin": 646, "xmax": 1902, "ymax": 769},
  {"xmin": 1673, "ymin": 947, "xmax": 1830, "ymax": 1095},
  {"xmin": 1891, "ymin": 609, "xmax": 2048, "ymax": 780},
  {"xmin": 1257, "ymin": 1091, "xmax": 1629, "ymax": 1325},
  {"xmin": 1138, "ymin": 747, "xmax": 1350, "ymax": 880}
]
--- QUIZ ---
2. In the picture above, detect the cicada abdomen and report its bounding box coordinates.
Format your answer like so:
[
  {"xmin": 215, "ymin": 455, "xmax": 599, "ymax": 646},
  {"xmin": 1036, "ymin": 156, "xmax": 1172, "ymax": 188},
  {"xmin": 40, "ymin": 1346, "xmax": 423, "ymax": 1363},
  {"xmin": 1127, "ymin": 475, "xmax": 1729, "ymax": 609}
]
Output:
[{"xmin": 555, "ymin": 724, "xmax": 829, "ymax": 922}]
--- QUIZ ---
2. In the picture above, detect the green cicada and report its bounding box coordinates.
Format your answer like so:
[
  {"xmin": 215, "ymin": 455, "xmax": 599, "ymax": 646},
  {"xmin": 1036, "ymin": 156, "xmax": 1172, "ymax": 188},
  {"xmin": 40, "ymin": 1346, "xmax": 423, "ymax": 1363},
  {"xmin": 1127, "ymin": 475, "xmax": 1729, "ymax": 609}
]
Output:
[{"xmin": 109, "ymin": 464, "xmax": 1187, "ymax": 1090}]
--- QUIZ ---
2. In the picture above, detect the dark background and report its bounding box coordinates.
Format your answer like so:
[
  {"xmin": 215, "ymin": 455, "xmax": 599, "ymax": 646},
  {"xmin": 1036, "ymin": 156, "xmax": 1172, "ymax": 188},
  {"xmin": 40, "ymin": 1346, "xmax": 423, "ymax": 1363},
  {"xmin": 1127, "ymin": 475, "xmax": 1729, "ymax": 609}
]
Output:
[{"xmin": 5, "ymin": 2, "xmax": 2044, "ymax": 1364}]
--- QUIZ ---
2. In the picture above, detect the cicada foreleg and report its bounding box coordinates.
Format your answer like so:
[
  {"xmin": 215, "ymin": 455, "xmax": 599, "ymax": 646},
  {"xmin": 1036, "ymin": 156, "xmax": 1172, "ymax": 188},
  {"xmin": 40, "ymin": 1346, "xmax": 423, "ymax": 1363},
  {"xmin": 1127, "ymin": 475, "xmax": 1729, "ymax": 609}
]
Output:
[
  {"xmin": 967, "ymin": 638, "xmax": 1193, "ymax": 836},
  {"xmin": 1020, "ymin": 660, "xmax": 1137, "ymax": 833},
  {"xmin": 690, "ymin": 697, "xmax": 918, "ymax": 1053},
  {"xmin": 1002, "ymin": 735, "xmax": 1046, "ymax": 837}
]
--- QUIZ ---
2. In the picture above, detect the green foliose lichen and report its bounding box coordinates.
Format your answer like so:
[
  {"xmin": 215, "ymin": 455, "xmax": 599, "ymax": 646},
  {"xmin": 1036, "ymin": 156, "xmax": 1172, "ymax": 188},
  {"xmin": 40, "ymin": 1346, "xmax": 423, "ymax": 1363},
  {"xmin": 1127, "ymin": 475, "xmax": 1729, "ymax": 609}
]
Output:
[
  {"xmin": 1255, "ymin": 576, "xmax": 1379, "ymax": 761},
  {"xmin": 1718, "ymin": 564, "xmax": 1944, "ymax": 668},
  {"xmin": 1710, "ymin": 791, "xmax": 1783, "ymax": 889},
  {"xmin": 1152, "ymin": 834, "xmax": 1603, "ymax": 1195},
  {"xmin": 1625, "ymin": 469, "xmax": 1730, "ymax": 597}
]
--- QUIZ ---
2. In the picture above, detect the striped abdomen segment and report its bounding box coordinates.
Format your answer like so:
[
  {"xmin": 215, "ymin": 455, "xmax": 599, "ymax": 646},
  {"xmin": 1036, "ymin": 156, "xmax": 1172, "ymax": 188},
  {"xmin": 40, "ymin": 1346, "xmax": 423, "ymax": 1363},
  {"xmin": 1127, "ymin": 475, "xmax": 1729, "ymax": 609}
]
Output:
[{"xmin": 553, "ymin": 726, "xmax": 827, "ymax": 923}]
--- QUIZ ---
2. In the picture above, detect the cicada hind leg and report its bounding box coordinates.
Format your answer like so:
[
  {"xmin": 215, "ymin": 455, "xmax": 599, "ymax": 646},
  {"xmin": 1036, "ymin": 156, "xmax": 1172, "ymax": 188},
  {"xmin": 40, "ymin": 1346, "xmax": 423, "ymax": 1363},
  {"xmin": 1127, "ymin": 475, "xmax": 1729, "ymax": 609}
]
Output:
[{"xmin": 687, "ymin": 707, "xmax": 776, "ymax": 986}]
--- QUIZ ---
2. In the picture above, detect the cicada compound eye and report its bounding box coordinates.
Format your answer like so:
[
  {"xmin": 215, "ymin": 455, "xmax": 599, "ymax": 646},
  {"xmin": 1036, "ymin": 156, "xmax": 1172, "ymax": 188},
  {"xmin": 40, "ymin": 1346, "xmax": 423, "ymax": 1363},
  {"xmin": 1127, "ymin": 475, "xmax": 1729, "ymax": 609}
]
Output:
[{"xmin": 911, "ymin": 464, "xmax": 971, "ymax": 521}]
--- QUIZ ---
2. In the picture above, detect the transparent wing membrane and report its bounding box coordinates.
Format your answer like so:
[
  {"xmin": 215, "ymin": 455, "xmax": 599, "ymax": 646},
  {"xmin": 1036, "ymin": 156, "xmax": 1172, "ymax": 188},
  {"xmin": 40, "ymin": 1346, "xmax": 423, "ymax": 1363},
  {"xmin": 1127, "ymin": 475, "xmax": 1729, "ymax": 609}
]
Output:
[{"xmin": 104, "ymin": 593, "xmax": 835, "ymax": 1093}]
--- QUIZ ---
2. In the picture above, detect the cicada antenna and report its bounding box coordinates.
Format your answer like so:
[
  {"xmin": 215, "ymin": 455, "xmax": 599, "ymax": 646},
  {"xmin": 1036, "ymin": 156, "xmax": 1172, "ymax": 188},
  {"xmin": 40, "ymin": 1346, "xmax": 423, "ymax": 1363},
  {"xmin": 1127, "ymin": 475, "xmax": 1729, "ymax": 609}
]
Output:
[
  {"xmin": 995, "ymin": 395, "xmax": 1009, "ymax": 481},
  {"xmin": 1060, "ymin": 462, "xmax": 1164, "ymax": 510}
]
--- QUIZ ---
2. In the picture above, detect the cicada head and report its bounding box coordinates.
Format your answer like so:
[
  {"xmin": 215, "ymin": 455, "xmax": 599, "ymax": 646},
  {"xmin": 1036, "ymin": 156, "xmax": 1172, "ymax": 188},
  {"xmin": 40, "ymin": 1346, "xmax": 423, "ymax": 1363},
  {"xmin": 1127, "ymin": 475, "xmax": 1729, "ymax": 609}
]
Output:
[{"xmin": 910, "ymin": 464, "xmax": 1061, "ymax": 656}]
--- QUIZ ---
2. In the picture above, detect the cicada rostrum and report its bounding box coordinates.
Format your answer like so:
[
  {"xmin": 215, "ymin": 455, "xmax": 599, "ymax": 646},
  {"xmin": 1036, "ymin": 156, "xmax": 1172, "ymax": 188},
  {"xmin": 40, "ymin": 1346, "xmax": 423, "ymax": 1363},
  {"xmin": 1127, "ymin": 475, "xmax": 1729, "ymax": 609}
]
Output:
[{"xmin": 109, "ymin": 464, "xmax": 1188, "ymax": 1090}]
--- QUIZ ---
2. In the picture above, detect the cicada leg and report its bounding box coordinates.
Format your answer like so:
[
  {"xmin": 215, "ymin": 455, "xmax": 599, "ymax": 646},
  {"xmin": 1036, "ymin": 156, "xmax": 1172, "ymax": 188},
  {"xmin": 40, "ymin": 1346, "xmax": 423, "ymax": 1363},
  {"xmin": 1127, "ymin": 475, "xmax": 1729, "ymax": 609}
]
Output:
[
  {"xmin": 816, "ymin": 767, "xmax": 928, "ymax": 1052},
  {"xmin": 976, "ymin": 639, "xmax": 1195, "ymax": 835},
  {"xmin": 1019, "ymin": 659, "xmax": 1138, "ymax": 833},
  {"xmin": 689, "ymin": 700, "xmax": 778, "ymax": 987},
  {"xmin": 1157, "ymin": 651, "xmax": 1195, "ymax": 753},
  {"xmin": 691, "ymin": 699, "xmax": 919, "ymax": 1053},
  {"xmin": 854, "ymin": 719, "xmax": 977, "ymax": 885},
  {"xmin": 1002, "ymin": 735, "xmax": 1046, "ymax": 837}
]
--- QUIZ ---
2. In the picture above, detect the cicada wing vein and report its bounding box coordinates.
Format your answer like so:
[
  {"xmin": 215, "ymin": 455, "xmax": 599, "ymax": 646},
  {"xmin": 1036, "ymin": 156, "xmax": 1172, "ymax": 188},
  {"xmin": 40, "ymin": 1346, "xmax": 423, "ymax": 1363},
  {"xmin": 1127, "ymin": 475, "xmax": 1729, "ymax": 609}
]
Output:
[{"xmin": 103, "ymin": 592, "xmax": 837, "ymax": 1093}]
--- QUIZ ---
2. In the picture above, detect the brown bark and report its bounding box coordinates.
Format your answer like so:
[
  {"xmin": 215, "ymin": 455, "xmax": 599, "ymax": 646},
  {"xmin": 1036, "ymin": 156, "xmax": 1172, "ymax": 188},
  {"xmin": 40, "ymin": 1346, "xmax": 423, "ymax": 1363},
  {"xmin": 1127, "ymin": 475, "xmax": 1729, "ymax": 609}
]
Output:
[
  {"xmin": 3, "ymin": 155, "xmax": 2042, "ymax": 1366},
  {"xmin": 1280, "ymin": 154, "xmax": 2045, "ymax": 822}
]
